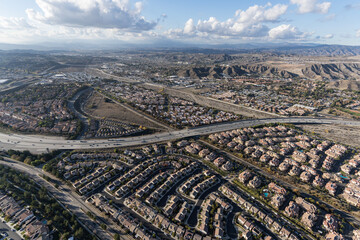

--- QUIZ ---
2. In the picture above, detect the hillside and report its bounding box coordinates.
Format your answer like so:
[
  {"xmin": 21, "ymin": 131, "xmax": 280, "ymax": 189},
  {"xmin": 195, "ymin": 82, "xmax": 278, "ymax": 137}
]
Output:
[
  {"xmin": 176, "ymin": 62, "xmax": 360, "ymax": 85},
  {"xmin": 302, "ymin": 63, "xmax": 360, "ymax": 80},
  {"xmin": 178, "ymin": 64, "xmax": 299, "ymax": 79},
  {"xmin": 327, "ymin": 80, "xmax": 360, "ymax": 91}
]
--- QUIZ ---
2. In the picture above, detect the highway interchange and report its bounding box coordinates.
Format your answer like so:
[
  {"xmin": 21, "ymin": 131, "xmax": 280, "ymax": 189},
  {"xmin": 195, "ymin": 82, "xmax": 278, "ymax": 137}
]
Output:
[{"xmin": 1, "ymin": 117, "xmax": 360, "ymax": 153}]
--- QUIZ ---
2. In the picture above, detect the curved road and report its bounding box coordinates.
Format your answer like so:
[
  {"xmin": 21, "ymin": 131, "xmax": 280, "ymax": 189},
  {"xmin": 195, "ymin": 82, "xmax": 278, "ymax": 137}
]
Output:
[
  {"xmin": 0, "ymin": 117, "xmax": 359, "ymax": 153},
  {"xmin": 0, "ymin": 158, "xmax": 112, "ymax": 240}
]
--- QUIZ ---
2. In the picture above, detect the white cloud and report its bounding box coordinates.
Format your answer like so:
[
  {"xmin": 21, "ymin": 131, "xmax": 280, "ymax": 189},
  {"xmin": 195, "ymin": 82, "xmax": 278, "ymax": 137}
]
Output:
[
  {"xmin": 268, "ymin": 24, "xmax": 307, "ymax": 39},
  {"xmin": 168, "ymin": 3, "xmax": 288, "ymax": 39},
  {"xmin": 26, "ymin": 0, "xmax": 156, "ymax": 31},
  {"xmin": 324, "ymin": 33, "xmax": 333, "ymax": 39},
  {"xmin": 290, "ymin": 0, "xmax": 331, "ymax": 14},
  {"xmin": 0, "ymin": 17, "xmax": 33, "ymax": 29},
  {"xmin": 357, "ymin": 30, "xmax": 360, "ymax": 38},
  {"xmin": 320, "ymin": 13, "xmax": 336, "ymax": 22},
  {"xmin": 183, "ymin": 18, "xmax": 195, "ymax": 35},
  {"xmin": 0, "ymin": 18, "xmax": 160, "ymax": 44}
]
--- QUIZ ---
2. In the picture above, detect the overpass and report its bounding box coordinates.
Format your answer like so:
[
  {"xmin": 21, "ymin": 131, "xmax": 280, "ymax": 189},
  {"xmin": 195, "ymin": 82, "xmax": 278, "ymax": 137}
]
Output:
[{"xmin": 0, "ymin": 117, "xmax": 358, "ymax": 153}]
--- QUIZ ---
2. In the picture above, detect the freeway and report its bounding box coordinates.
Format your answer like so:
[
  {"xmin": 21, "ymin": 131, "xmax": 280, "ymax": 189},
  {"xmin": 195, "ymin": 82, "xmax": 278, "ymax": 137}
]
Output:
[{"xmin": 0, "ymin": 117, "xmax": 359, "ymax": 153}]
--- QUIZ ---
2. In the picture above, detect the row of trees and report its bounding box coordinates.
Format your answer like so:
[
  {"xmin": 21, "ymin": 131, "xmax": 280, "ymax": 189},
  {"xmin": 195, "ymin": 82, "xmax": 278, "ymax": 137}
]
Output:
[
  {"xmin": 0, "ymin": 165, "xmax": 95, "ymax": 240},
  {"xmin": 7, "ymin": 149, "xmax": 61, "ymax": 166}
]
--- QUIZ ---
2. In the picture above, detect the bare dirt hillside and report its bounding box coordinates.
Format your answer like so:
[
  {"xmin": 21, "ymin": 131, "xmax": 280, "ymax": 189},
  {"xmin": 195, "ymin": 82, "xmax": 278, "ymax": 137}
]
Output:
[
  {"xmin": 302, "ymin": 63, "xmax": 360, "ymax": 80},
  {"xmin": 176, "ymin": 63, "xmax": 360, "ymax": 91},
  {"xmin": 177, "ymin": 64, "xmax": 299, "ymax": 79},
  {"xmin": 326, "ymin": 80, "xmax": 360, "ymax": 91}
]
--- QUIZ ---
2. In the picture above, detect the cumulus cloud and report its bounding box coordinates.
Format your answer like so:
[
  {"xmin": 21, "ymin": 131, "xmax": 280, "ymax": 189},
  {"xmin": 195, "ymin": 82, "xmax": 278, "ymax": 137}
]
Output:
[
  {"xmin": 290, "ymin": 0, "xmax": 331, "ymax": 14},
  {"xmin": 183, "ymin": 18, "xmax": 195, "ymax": 35},
  {"xmin": 26, "ymin": 0, "xmax": 156, "ymax": 31},
  {"xmin": 268, "ymin": 24, "xmax": 307, "ymax": 39},
  {"xmin": 167, "ymin": 3, "xmax": 288, "ymax": 39}
]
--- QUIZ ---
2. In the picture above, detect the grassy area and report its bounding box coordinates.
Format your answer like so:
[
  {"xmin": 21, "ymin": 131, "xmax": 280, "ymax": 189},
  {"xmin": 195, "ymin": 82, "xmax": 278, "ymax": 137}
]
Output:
[{"xmin": 337, "ymin": 107, "xmax": 360, "ymax": 117}]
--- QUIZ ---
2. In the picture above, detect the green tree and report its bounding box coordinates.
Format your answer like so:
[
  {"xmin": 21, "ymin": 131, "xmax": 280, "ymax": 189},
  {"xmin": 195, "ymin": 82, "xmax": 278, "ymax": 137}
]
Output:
[
  {"xmin": 114, "ymin": 233, "xmax": 120, "ymax": 240},
  {"xmin": 74, "ymin": 228, "xmax": 84, "ymax": 239}
]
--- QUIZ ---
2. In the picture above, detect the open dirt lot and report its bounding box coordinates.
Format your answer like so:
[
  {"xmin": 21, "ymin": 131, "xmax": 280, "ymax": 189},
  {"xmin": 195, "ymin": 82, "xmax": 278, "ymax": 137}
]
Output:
[
  {"xmin": 299, "ymin": 123, "xmax": 360, "ymax": 148},
  {"xmin": 144, "ymin": 83, "xmax": 276, "ymax": 119},
  {"xmin": 84, "ymin": 91, "xmax": 166, "ymax": 130}
]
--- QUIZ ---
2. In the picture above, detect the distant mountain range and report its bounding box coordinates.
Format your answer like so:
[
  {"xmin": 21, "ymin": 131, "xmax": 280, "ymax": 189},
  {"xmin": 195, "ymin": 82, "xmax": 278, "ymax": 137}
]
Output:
[
  {"xmin": 261, "ymin": 44, "xmax": 360, "ymax": 56},
  {"xmin": 1, "ymin": 41, "xmax": 360, "ymax": 56}
]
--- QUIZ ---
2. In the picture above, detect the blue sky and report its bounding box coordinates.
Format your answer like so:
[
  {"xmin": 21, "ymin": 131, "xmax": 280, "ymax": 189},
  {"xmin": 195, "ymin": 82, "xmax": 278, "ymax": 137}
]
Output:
[{"xmin": 0, "ymin": 0, "xmax": 359, "ymax": 45}]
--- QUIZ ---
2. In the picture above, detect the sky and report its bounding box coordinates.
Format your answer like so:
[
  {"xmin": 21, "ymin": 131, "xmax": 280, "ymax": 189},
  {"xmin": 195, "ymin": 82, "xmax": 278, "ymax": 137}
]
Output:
[{"xmin": 0, "ymin": 0, "xmax": 359, "ymax": 46}]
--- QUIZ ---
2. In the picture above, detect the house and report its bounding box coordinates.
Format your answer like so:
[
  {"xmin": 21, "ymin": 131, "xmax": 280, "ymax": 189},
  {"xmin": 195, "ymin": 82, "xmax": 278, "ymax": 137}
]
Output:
[
  {"xmin": 341, "ymin": 164, "xmax": 353, "ymax": 175},
  {"xmin": 325, "ymin": 181, "xmax": 338, "ymax": 196},
  {"xmin": 157, "ymin": 215, "xmax": 169, "ymax": 229},
  {"xmin": 279, "ymin": 161, "xmax": 290, "ymax": 171},
  {"xmin": 25, "ymin": 220, "xmax": 50, "ymax": 239},
  {"xmin": 268, "ymin": 182, "xmax": 287, "ymax": 195},
  {"xmin": 271, "ymin": 194, "xmax": 286, "ymax": 208},
  {"xmin": 285, "ymin": 201, "xmax": 299, "ymax": 218},
  {"xmin": 14, "ymin": 209, "xmax": 34, "ymax": 225},
  {"xmin": 272, "ymin": 221, "xmax": 282, "ymax": 232},
  {"xmin": 264, "ymin": 215, "xmax": 274, "ymax": 227},
  {"xmin": 242, "ymin": 230, "xmax": 253, "ymax": 240},
  {"xmin": 239, "ymin": 170, "xmax": 253, "ymax": 183},
  {"xmin": 175, "ymin": 225, "xmax": 185, "ymax": 239},
  {"xmin": 238, "ymin": 215, "xmax": 247, "ymax": 225},
  {"xmin": 168, "ymin": 222, "xmax": 178, "ymax": 234},
  {"xmin": 183, "ymin": 230, "xmax": 193, "ymax": 240},
  {"xmin": 353, "ymin": 229, "xmax": 360, "ymax": 240},
  {"xmin": 193, "ymin": 233, "xmax": 202, "ymax": 240},
  {"xmin": 295, "ymin": 197, "xmax": 317, "ymax": 213},
  {"xmin": 313, "ymin": 175, "xmax": 325, "ymax": 187},
  {"xmin": 289, "ymin": 166, "xmax": 301, "ymax": 176},
  {"xmin": 292, "ymin": 151, "xmax": 307, "ymax": 163},
  {"xmin": 279, "ymin": 227, "xmax": 291, "ymax": 238},
  {"xmin": 257, "ymin": 210, "xmax": 267, "ymax": 220},
  {"xmin": 300, "ymin": 171, "xmax": 313, "ymax": 183},
  {"xmin": 248, "ymin": 176, "xmax": 262, "ymax": 189},
  {"xmin": 301, "ymin": 212, "xmax": 317, "ymax": 229},
  {"xmin": 289, "ymin": 234, "xmax": 300, "ymax": 240},
  {"xmin": 323, "ymin": 214, "xmax": 339, "ymax": 232},
  {"xmin": 325, "ymin": 232, "xmax": 344, "ymax": 240},
  {"xmin": 199, "ymin": 149, "xmax": 210, "ymax": 158},
  {"xmin": 222, "ymin": 161, "xmax": 233, "ymax": 171},
  {"xmin": 214, "ymin": 227, "xmax": 224, "ymax": 239}
]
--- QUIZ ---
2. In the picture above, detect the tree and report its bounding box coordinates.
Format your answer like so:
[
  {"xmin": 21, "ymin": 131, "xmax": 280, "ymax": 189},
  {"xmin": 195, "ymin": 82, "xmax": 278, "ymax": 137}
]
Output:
[
  {"xmin": 24, "ymin": 157, "xmax": 33, "ymax": 165},
  {"xmin": 62, "ymin": 232, "xmax": 70, "ymax": 240},
  {"xmin": 100, "ymin": 223, "xmax": 107, "ymax": 230},
  {"xmin": 114, "ymin": 233, "xmax": 120, "ymax": 240},
  {"xmin": 74, "ymin": 228, "xmax": 84, "ymax": 239}
]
